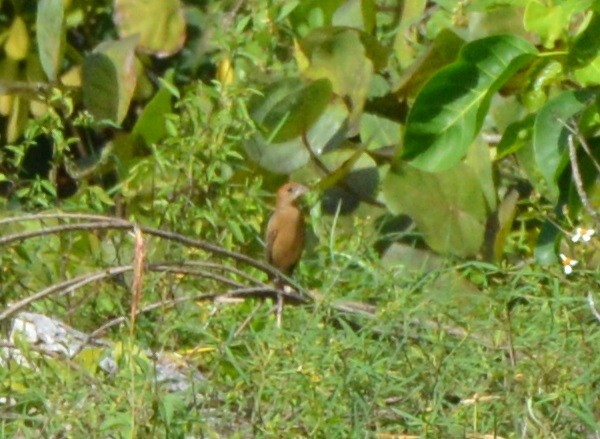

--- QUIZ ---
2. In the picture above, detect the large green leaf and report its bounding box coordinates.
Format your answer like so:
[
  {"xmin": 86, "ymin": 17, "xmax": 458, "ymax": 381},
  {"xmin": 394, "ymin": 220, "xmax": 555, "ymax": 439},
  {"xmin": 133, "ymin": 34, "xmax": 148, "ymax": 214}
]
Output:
[
  {"xmin": 258, "ymin": 78, "xmax": 333, "ymax": 143},
  {"xmin": 465, "ymin": 139, "xmax": 496, "ymax": 211},
  {"xmin": 394, "ymin": 29, "xmax": 464, "ymax": 98},
  {"xmin": 383, "ymin": 162, "xmax": 488, "ymax": 257},
  {"xmin": 331, "ymin": 0, "xmax": 375, "ymax": 33},
  {"xmin": 245, "ymin": 98, "xmax": 348, "ymax": 174},
  {"xmin": 132, "ymin": 71, "xmax": 176, "ymax": 146},
  {"xmin": 401, "ymin": 35, "xmax": 537, "ymax": 172},
  {"xmin": 114, "ymin": 0, "xmax": 186, "ymax": 57},
  {"xmin": 533, "ymin": 89, "xmax": 596, "ymax": 199},
  {"xmin": 82, "ymin": 36, "xmax": 139, "ymax": 124},
  {"xmin": 297, "ymin": 27, "xmax": 387, "ymax": 133},
  {"xmin": 569, "ymin": 11, "xmax": 600, "ymax": 68},
  {"xmin": 36, "ymin": 0, "xmax": 64, "ymax": 81},
  {"xmin": 359, "ymin": 113, "xmax": 401, "ymax": 150}
]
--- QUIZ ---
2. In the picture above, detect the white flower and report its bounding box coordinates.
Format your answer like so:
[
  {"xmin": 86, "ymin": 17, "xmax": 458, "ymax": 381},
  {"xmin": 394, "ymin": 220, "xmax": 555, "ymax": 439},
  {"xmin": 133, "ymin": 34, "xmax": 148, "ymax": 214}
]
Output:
[
  {"xmin": 560, "ymin": 253, "xmax": 578, "ymax": 275},
  {"xmin": 571, "ymin": 227, "xmax": 595, "ymax": 243}
]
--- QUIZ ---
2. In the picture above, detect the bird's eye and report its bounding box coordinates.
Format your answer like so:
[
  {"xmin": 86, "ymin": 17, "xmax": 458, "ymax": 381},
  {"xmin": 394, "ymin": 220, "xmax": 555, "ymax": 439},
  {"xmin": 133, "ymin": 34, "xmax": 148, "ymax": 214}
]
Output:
[{"xmin": 287, "ymin": 187, "xmax": 293, "ymax": 192}]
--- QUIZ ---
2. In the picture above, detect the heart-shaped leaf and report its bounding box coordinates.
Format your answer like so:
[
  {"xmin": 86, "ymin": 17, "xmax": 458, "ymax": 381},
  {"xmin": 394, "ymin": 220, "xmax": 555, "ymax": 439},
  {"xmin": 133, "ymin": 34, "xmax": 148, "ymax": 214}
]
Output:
[{"xmin": 383, "ymin": 162, "xmax": 488, "ymax": 257}]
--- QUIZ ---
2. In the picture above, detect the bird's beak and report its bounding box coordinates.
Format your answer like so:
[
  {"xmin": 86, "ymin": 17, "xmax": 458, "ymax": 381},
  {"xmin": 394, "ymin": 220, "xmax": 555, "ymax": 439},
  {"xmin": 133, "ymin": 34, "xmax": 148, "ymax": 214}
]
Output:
[{"xmin": 294, "ymin": 184, "xmax": 308, "ymax": 199}]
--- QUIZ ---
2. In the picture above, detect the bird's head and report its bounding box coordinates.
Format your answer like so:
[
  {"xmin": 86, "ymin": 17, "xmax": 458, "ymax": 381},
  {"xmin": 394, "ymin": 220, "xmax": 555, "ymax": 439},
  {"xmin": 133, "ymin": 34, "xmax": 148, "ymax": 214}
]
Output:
[{"xmin": 276, "ymin": 182, "xmax": 308, "ymax": 206}]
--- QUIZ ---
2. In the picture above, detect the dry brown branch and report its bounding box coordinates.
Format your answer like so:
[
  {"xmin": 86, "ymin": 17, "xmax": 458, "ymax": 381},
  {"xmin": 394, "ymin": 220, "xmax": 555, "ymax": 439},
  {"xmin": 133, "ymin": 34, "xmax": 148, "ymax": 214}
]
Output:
[
  {"xmin": 85, "ymin": 286, "xmax": 297, "ymax": 341},
  {"xmin": 130, "ymin": 226, "xmax": 145, "ymax": 333},
  {"xmin": 0, "ymin": 212, "xmax": 515, "ymax": 355},
  {"xmin": 0, "ymin": 213, "xmax": 307, "ymax": 295},
  {"xmin": 561, "ymin": 120, "xmax": 600, "ymax": 174},
  {"xmin": 588, "ymin": 292, "xmax": 600, "ymax": 324},
  {"xmin": 0, "ymin": 261, "xmax": 278, "ymax": 322},
  {"xmin": 0, "ymin": 265, "xmax": 133, "ymax": 322}
]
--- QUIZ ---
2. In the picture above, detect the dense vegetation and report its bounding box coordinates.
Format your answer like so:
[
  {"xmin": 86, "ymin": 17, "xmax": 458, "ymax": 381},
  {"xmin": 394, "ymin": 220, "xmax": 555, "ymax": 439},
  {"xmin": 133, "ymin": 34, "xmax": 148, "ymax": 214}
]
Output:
[{"xmin": 0, "ymin": 0, "xmax": 599, "ymax": 436}]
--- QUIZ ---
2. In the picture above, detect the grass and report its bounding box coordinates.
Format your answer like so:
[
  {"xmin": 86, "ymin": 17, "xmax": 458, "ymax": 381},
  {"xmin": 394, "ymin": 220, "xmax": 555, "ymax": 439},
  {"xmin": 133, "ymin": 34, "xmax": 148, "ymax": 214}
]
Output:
[{"xmin": 1, "ymin": 218, "xmax": 599, "ymax": 438}]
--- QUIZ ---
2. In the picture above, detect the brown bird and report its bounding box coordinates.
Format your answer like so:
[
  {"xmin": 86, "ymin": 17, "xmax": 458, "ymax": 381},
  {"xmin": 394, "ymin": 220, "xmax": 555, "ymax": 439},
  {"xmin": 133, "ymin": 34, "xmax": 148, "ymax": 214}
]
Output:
[{"xmin": 265, "ymin": 182, "xmax": 308, "ymax": 280}]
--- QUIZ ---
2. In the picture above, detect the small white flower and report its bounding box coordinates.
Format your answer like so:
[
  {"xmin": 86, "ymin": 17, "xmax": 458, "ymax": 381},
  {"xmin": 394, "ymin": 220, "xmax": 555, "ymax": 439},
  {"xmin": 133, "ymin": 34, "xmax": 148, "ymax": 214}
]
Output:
[
  {"xmin": 571, "ymin": 227, "xmax": 595, "ymax": 243},
  {"xmin": 560, "ymin": 253, "xmax": 578, "ymax": 275}
]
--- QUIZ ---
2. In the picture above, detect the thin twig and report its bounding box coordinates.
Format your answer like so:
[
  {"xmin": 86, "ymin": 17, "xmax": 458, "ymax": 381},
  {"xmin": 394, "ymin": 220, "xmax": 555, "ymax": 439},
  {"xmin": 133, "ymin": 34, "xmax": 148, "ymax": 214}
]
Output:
[
  {"xmin": 0, "ymin": 213, "xmax": 307, "ymax": 295},
  {"xmin": 568, "ymin": 134, "xmax": 599, "ymax": 225},
  {"xmin": 560, "ymin": 119, "xmax": 600, "ymax": 173},
  {"xmin": 69, "ymin": 286, "xmax": 292, "ymax": 359},
  {"xmin": 0, "ymin": 265, "xmax": 133, "ymax": 322},
  {"xmin": 300, "ymin": 132, "xmax": 385, "ymax": 208},
  {"xmin": 587, "ymin": 292, "xmax": 600, "ymax": 323},
  {"xmin": 233, "ymin": 302, "xmax": 263, "ymax": 338},
  {"xmin": 0, "ymin": 261, "xmax": 273, "ymax": 322},
  {"xmin": 86, "ymin": 286, "xmax": 292, "ymax": 340},
  {"xmin": 130, "ymin": 226, "xmax": 145, "ymax": 333},
  {"xmin": 0, "ymin": 213, "xmax": 517, "ymax": 355},
  {"xmin": 276, "ymin": 292, "xmax": 283, "ymax": 328}
]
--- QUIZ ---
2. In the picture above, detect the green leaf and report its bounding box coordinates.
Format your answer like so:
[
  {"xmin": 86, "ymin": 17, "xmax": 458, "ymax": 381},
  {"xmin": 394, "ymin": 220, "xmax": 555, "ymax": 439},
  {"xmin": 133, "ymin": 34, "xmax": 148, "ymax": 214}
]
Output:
[
  {"xmin": 481, "ymin": 188, "xmax": 519, "ymax": 262},
  {"xmin": 465, "ymin": 139, "xmax": 496, "ymax": 211},
  {"xmin": 496, "ymin": 114, "xmax": 535, "ymax": 159},
  {"xmin": 401, "ymin": 35, "xmax": 537, "ymax": 172},
  {"xmin": 395, "ymin": 29, "xmax": 464, "ymax": 98},
  {"xmin": 82, "ymin": 36, "xmax": 139, "ymax": 124},
  {"xmin": 245, "ymin": 99, "xmax": 348, "ymax": 174},
  {"xmin": 393, "ymin": 0, "xmax": 427, "ymax": 68},
  {"xmin": 36, "ymin": 0, "xmax": 64, "ymax": 80},
  {"xmin": 319, "ymin": 146, "xmax": 378, "ymax": 214},
  {"xmin": 260, "ymin": 78, "xmax": 333, "ymax": 143},
  {"xmin": 381, "ymin": 243, "xmax": 443, "ymax": 273},
  {"xmin": 359, "ymin": 113, "xmax": 401, "ymax": 150},
  {"xmin": 383, "ymin": 163, "xmax": 488, "ymax": 257},
  {"xmin": 535, "ymin": 219, "xmax": 560, "ymax": 265},
  {"xmin": 289, "ymin": 0, "xmax": 345, "ymax": 36},
  {"xmin": 297, "ymin": 27, "xmax": 387, "ymax": 132},
  {"xmin": 524, "ymin": 0, "xmax": 592, "ymax": 49},
  {"xmin": 132, "ymin": 70, "xmax": 176, "ymax": 145},
  {"xmin": 332, "ymin": 0, "xmax": 376, "ymax": 33},
  {"xmin": 114, "ymin": 0, "xmax": 186, "ymax": 57},
  {"xmin": 568, "ymin": 11, "xmax": 600, "ymax": 68},
  {"xmin": 573, "ymin": 55, "xmax": 600, "ymax": 86},
  {"xmin": 533, "ymin": 89, "xmax": 596, "ymax": 199}
]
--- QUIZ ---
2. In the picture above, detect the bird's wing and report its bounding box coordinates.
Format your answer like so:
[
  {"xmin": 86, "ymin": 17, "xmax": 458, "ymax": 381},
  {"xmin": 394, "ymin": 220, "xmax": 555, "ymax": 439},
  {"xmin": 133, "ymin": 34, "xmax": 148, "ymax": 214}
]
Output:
[{"xmin": 265, "ymin": 216, "xmax": 278, "ymax": 264}]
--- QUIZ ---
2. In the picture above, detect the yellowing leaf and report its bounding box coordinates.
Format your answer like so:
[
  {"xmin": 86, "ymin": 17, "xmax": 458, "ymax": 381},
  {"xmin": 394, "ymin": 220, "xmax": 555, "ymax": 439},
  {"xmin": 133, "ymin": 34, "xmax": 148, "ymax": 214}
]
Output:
[
  {"xmin": 114, "ymin": 0, "xmax": 186, "ymax": 57},
  {"xmin": 5, "ymin": 17, "xmax": 30, "ymax": 61},
  {"xmin": 60, "ymin": 65, "xmax": 82, "ymax": 87},
  {"xmin": 7, "ymin": 96, "xmax": 29, "ymax": 142},
  {"xmin": 217, "ymin": 58, "xmax": 234, "ymax": 86}
]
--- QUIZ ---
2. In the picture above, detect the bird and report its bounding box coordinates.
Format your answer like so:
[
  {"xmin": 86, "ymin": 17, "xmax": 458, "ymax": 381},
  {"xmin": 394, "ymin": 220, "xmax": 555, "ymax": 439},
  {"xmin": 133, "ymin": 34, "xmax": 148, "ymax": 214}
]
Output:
[{"xmin": 265, "ymin": 182, "xmax": 308, "ymax": 283}]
